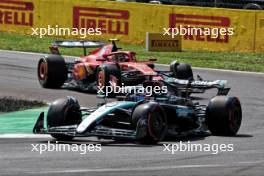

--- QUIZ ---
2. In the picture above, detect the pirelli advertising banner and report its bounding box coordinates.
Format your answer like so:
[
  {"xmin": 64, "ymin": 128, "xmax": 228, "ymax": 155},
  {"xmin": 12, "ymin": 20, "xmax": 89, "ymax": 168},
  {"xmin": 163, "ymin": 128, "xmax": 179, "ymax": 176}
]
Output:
[
  {"xmin": 170, "ymin": 7, "xmax": 256, "ymax": 52},
  {"xmin": 0, "ymin": 0, "xmax": 34, "ymax": 33},
  {"xmin": 0, "ymin": 0, "xmax": 263, "ymax": 53}
]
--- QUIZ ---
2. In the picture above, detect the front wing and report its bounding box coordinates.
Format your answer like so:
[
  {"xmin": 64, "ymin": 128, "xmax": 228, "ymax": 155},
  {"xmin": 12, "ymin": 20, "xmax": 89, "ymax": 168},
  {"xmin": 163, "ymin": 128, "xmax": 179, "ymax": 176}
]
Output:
[{"xmin": 33, "ymin": 112, "xmax": 137, "ymax": 139}]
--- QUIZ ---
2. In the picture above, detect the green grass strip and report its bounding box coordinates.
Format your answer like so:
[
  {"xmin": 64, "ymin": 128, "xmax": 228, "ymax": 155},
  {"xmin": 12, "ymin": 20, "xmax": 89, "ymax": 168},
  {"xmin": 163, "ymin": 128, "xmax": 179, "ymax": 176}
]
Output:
[
  {"xmin": 0, "ymin": 107, "xmax": 48, "ymax": 134},
  {"xmin": 0, "ymin": 32, "xmax": 264, "ymax": 72}
]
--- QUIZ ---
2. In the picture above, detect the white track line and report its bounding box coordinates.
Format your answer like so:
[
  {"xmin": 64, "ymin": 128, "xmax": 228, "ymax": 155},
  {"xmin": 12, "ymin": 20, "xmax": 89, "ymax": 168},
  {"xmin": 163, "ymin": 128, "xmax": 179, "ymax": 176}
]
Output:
[
  {"xmin": 156, "ymin": 63, "xmax": 264, "ymax": 75},
  {"xmin": 0, "ymin": 134, "xmax": 50, "ymax": 138},
  {"xmin": 0, "ymin": 49, "xmax": 46, "ymax": 56},
  {"xmin": 0, "ymin": 49, "xmax": 77, "ymax": 59},
  {"xmin": 0, "ymin": 49, "xmax": 263, "ymax": 75},
  {"xmin": 9, "ymin": 161, "xmax": 264, "ymax": 174}
]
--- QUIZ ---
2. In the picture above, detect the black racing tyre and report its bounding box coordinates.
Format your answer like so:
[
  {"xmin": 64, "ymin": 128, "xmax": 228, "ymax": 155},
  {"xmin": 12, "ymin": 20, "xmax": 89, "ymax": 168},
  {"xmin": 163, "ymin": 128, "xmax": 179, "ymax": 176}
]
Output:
[
  {"xmin": 131, "ymin": 102, "xmax": 167, "ymax": 144},
  {"xmin": 96, "ymin": 64, "xmax": 121, "ymax": 96},
  {"xmin": 170, "ymin": 60, "xmax": 194, "ymax": 80},
  {"xmin": 206, "ymin": 96, "xmax": 242, "ymax": 136},
  {"xmin": 47, "ymin": 97, "xmax": 82, "ymax": 140},
  {"xmin": 37, "ymin": 55, "xmax": 67, "ymax": 88},
  {"xmin": 243, "ymin": 3, "xmax": 262, "ymax": 10}
]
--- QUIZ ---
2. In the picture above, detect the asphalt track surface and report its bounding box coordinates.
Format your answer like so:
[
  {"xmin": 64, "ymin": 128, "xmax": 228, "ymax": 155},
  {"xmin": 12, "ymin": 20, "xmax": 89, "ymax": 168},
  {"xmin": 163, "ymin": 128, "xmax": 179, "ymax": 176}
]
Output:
[{"xmin": 0, "ymin": 50, "xmax": 264, "ymax": 176}]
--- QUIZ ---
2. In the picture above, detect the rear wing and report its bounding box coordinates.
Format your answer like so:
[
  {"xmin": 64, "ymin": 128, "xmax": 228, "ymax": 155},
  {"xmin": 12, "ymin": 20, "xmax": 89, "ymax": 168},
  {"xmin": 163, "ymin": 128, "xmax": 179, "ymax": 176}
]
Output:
[
  {"xmin": 164, "ymin": 77, "xmax": 230, "ymax": 96},
  {"xmin": 50, "ymin": 40, "xmax": 105, "ymax": 56}
]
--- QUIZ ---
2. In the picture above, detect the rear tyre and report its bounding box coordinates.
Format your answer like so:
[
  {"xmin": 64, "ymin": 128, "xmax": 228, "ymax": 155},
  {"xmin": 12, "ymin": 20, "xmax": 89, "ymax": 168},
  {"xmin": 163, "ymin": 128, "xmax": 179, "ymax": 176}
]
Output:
[
  {"xmin": 47, "ymin": 97, "xmax": 82, "ymax": 140},
  {"xmin": 38, "ymin": 55, "xmax": 67, "ymax": 88},
  {"xmin": 96, "ymin": 64, "xmax": 121, "ymax": 96},
  {"xmin": 131, "ymin": 102, "xmax": 167, "ymax": 144},
  {"xmin": 206, "ymin": 96, "xmax": 242, "ymax": 136}
]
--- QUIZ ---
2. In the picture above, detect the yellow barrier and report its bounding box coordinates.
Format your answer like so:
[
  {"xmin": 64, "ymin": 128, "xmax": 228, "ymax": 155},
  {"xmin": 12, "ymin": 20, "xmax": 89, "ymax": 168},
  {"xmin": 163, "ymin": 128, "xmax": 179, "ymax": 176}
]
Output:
[
  {"xmin": 255, "ymin": 11, "xmax": 264, "ymax": 53},
  {"xmin": 0, "ymin": 0, "xmax": 34, "ymax": 34},
  {"xmin": 170, "ymin": 6, "xmax": 256, "ymax": 52},
  {"xmin": 69, "ymin": 0, "xmax": 172, "ymax": 44},
  {"xmin": 0, "ymin": 0, "xmax": 263, "ymax": 53}
]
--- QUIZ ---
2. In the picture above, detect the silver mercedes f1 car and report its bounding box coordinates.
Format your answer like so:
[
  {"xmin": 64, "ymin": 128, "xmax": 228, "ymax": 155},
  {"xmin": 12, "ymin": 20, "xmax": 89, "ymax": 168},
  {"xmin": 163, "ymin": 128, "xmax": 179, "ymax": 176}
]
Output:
[{"xmin": 33, "ymin": 74, "xmax": 242, "ymax": 144}]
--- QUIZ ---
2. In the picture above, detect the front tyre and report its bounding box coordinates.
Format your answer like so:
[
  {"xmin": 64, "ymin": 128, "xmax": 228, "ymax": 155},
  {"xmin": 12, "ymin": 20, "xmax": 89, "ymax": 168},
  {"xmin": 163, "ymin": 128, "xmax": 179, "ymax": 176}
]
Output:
[
  {"xmin": 206, "ymin": 96, "xmax": 242, "ymax": 136},
  {"xmin": 132, "ymin": 102, "xmax": 167, "ymax": 144},
  {"xmin": 96, "ymin": 64, "xmax": 121, "ymax": 96},
  {"xmin": 38, "ymin": 55, "xmax": 67, "ymax": 88},
  {"xmin": 47, "ymin": 97, "xmax": 82, "ymax": 140}
]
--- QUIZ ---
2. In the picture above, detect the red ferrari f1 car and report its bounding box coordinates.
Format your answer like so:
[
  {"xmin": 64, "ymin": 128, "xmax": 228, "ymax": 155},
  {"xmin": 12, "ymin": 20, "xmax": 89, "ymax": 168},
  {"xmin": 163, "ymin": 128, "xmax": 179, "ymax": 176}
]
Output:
[{"xmin": 37, "ymin": 40, "xmax": 193, "ymax": 93}]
